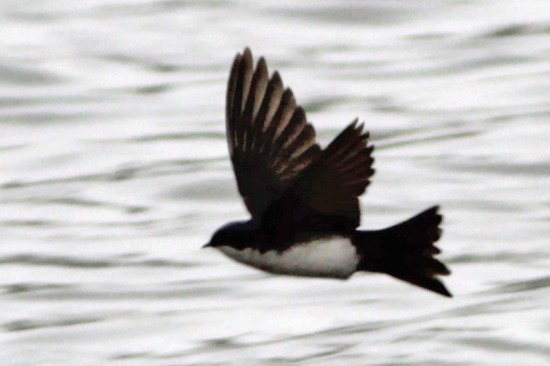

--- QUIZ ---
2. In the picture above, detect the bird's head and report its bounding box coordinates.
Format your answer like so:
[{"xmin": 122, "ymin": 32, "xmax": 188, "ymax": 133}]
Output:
[
  {"xmin": 203, "ymin": 226, "xmax": 230, "ymax": 248},
  {"xmin": 203, "ymin": 221, "xmax": 257, "ymax": 249}
]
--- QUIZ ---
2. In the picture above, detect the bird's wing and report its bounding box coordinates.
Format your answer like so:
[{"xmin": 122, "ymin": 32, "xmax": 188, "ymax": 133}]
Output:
[
  {"xmin": 227, "ymin": 48, "xmax": 321, "ymax": 219},
  {"xmin": 261, "ymin": 120, "xmax": 375, "ymax": 247}
]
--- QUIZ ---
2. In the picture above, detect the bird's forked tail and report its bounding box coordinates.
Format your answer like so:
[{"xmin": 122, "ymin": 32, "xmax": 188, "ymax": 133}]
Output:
[{"xmin": 354, "ymin": 206, "xmax": 452, "ymax": 297}]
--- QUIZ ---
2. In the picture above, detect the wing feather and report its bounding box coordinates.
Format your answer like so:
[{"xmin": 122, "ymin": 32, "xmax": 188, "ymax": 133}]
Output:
[
  {"xmin": 226, "ymin": 48, "xmax": 376, "ymax": 246},
  {"xmin": 226, "ymin": 48, "xmax": 321, "ymax": 219}
]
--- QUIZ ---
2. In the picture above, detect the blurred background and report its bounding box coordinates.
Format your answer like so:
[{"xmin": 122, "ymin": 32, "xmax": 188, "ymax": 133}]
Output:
[{"xmin": 1, "ymin": 1, "xmax": 549, "ymax": 365}]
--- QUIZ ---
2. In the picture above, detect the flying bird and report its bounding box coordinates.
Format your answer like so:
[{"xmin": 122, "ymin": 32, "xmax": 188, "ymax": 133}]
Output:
[{"xmin": 204, "ymin": 48, "xmax": 451, "ymax": 297}]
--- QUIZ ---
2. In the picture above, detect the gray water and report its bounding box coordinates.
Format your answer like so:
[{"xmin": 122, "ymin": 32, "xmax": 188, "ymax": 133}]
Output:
[{"xmin": 1, "ymin": 1, "xmax": 549, "ymax": 365}]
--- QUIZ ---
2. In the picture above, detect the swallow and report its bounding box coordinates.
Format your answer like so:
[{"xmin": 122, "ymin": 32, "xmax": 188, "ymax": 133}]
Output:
[{"xmin": 204, "ymin": 48, "xmax": 451, "ymax": 297}]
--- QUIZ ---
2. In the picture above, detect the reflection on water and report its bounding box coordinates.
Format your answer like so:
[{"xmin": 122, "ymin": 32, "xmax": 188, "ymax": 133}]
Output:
[{"xmin": 1, "ymin": 1, "xmax": 549, "ymax": 365}]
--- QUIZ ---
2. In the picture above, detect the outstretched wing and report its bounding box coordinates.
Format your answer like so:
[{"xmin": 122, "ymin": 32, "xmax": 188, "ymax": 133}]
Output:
[
  {"xmin": 261, "ymin": 120, "xmax": 375, "ymax": 247},
  {"xmin": 226, "ymin": 48, "xmax": 321, "ymax": 219}
]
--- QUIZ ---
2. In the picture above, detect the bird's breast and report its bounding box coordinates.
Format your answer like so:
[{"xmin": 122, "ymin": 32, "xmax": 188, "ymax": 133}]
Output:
[{"xmin": 217, "ymin": 236, "xmax": 360, "ymax": 279}]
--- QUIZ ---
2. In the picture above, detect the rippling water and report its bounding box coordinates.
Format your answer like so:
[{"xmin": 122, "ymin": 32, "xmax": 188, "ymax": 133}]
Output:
[{"xmin": 2, "ymin": 1, "xmax": 549, "ymax": 365}]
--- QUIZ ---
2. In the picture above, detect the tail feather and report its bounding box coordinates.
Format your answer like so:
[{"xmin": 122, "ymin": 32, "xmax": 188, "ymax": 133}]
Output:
[{"xmin": 355, "ymin": 206, "xmax": 452, "ymax": 297}]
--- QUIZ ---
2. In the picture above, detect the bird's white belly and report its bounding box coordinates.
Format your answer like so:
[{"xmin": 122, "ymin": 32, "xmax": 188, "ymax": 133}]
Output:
[{"xmin": 217, "ymin": 237, "xmax": 360, "ymax": 279}]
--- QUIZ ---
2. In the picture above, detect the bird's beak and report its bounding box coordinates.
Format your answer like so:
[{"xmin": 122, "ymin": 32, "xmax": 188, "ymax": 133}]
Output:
[{"xmin": 202, "ymin": 243, "xmax": 211, "ymax": 249}]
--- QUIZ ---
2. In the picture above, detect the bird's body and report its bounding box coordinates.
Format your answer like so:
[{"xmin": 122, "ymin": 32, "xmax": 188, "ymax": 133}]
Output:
[{"xmin": 205, "ymin": 48, "xmax": 452, "ymax": 297}]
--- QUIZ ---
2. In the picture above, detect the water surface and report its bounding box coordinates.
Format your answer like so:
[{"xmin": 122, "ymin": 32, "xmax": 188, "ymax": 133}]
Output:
[{"xmin": 1, "ymin": 1, "xmax": 549, "ymax": 365}]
